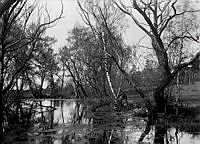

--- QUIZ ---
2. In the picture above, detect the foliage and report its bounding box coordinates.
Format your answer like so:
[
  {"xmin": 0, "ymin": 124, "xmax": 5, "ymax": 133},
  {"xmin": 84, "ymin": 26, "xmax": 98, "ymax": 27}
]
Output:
[
  {"xmin": 59, "ymin": 22, "xmax": 133, "ymax": 99},
  {"xmin": 0, "ymin": 0, "xmax": 63, "ymax": 135},
  {"xmin": 26, "ymin": 36, "xmax": 59, "ymax": 97}
]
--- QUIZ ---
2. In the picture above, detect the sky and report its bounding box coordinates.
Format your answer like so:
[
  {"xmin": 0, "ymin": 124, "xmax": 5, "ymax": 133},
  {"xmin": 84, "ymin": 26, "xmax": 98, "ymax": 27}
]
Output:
[
  {"xmin": 35, "ymin": 0, "xmax": 200, "ymax": 65},
  {"xmin": 36, "ymin": 0, "xmax": 147, "ymax": 50}
]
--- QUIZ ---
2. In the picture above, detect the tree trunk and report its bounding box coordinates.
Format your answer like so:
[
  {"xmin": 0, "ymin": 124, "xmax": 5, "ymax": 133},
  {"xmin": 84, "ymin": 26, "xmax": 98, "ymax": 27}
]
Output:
[
  {"xmin": 0, "ymin": 92, "xmax": 2, "ymax": 137},
  {"xmin": 154, "ymin": 124, "xmax": 165, "ymax": 144},
  {"xmin": 61, "ymin": 65, "xmax": 65, "ymax": 91},
  {"xmin": 154, "ymin": 90, "xmax": 165, "ymax": 113},
  {"xmin": 102, "ymin": 31, "xmax": 116, "ymax": 100},
  {"xmin": 106, "ymin": 70, "xmax": 116, "ymax": 99},
  {"xmin": 154, "ymin": 113, "xmax": 166, "ymax": 144}
]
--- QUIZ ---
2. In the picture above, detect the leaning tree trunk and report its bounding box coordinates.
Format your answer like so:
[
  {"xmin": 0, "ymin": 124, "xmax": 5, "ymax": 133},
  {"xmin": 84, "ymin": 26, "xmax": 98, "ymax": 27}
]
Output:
[
  {"xmin": 102, "ymin": 31, "xmax": 117, "ymax": 100},
  {"xmin": 150, "ymin": 34, "xmax": 172, "ymax": 113}
]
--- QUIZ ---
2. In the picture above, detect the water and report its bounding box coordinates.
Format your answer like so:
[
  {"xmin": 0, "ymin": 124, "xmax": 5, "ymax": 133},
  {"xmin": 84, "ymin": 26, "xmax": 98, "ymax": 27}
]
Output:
[{"xmin": 2, "ymin": 99, "xmax": 200, "ymax": 144}]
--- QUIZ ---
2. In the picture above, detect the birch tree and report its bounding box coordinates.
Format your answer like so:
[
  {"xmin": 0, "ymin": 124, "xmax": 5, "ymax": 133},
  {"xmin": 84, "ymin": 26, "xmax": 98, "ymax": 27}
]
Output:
[{"xmin": 77, "ymin": 0, "xmax": 132, "ymax": 101}]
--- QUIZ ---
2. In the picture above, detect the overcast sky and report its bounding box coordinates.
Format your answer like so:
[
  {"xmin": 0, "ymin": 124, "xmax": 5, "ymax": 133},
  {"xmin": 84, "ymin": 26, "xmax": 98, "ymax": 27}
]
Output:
[
  {"xmin": 37, "ymin": 0, "xmax": 146, "ymax": 50},
  {"xmin": 37, "ymin": 0, "xmax": 199, "ymax": 58}
]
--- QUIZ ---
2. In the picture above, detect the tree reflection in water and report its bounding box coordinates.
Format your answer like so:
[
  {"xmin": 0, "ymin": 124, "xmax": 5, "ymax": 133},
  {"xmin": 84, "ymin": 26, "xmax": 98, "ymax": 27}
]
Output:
[{"xmin": 2, "ymin": 99, "xmax": 200, "ymax": 144}]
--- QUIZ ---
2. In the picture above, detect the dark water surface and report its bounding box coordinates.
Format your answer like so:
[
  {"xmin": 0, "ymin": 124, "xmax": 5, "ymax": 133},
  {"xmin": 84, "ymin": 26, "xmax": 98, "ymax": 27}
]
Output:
[{"xmin": 2, "ymin": 99, "xmax": 200, "ymax": 144}]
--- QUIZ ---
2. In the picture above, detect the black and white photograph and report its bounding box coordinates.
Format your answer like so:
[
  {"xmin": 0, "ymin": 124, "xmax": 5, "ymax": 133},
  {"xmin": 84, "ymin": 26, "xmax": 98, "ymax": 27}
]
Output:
[{"xmin": 1, "ymin": 0, "xmax": 200, "ymax": 143}]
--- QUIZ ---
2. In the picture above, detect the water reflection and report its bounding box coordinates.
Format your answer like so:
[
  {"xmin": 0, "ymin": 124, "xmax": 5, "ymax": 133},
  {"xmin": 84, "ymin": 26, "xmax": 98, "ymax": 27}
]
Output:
[{"xmin": 2, "ymin": 99, "xmax": 200, "ymax": 144}]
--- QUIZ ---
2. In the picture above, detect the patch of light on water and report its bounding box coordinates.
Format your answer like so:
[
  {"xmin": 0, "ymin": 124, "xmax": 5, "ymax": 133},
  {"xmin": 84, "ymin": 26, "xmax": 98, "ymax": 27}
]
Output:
[
  {"xmin": 53, "ymin": 101, "xmax": 76, "ymax": 124},
  {"xmin": 123, "ymin": 122, "xmax": 154, "ymax": 144},
  {"xmin": 167, "ymin": 128, "xmax": 200, "ymax": 144}
]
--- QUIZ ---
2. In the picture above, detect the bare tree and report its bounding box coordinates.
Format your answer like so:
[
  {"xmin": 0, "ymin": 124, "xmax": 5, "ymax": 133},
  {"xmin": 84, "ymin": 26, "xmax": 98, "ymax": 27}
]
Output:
[
  {"xmin": 114, "ymin": 0, "xmax": 200, "ymax": 111},
  {"xmin": 114, "ymin": 0, "xmax": 200, "ymax": 143}
]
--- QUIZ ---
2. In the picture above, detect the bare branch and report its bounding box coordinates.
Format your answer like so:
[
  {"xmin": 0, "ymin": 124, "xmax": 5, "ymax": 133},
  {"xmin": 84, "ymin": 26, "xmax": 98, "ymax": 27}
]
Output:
[
  {"xmin": 77, "ymin": 0, "xmax": 98, "ymax": 40},
  {"xmin": 114, "ymin": 1, "xmax": 152, "ymax": 37},
  {"xmin": 36, "ymin": 0, "xmax": 63, "ymax": 31},
  {"xmin": 168, "ymin": 34, "xmax": 200, "ymax": 48},
  {"xmin": 132, "ymin": 0, "xmax": 158, "ymax": 37},
  {"xmin": 171, "ymin": 51, "xmax": 200, "ymax": 77},
  {"xmin": 159, "ymin": 0, "xmax": 200, "ymax": 35}
]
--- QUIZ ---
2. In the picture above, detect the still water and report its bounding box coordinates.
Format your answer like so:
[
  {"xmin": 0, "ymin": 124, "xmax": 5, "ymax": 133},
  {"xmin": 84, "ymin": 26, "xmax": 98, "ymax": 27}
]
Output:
[{"xmin": 2, "ymin": 99, "xmax": 200, "ymax": 144}]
